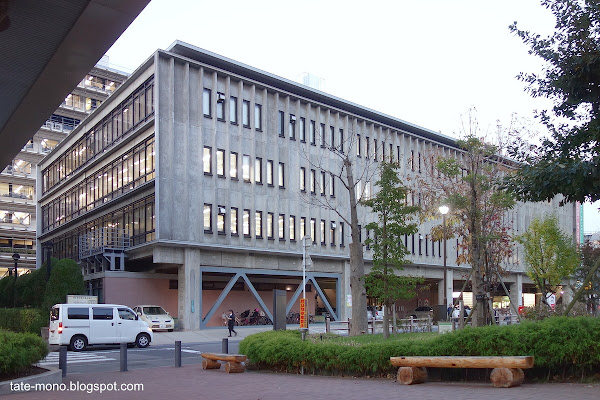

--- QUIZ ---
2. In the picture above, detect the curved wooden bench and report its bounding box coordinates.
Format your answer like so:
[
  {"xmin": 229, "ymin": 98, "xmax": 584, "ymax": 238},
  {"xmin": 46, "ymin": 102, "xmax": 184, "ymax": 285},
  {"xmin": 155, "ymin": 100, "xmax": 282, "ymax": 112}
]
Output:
[
  {"xmin": 201, "ymin": 353, "xmax": 247, "ymax": 373},
  {"xmin": 390, "ymin": 356, "xmax": 534, "ymax": 387}
]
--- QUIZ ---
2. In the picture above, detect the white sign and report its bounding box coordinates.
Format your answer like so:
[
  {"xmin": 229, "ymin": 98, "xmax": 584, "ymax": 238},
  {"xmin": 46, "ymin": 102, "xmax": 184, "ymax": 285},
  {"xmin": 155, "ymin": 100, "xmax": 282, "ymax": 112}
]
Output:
[
  {"xmin": 346, "ymin": 294, "xmax": 352, "ymax": 307},
  {"xmin": 546, "ymin": 293, "xmax": 556, "ymax": 310},
  {"xmin": 67, "ymin": 295, "xmax": 98, "ymax": 304}
]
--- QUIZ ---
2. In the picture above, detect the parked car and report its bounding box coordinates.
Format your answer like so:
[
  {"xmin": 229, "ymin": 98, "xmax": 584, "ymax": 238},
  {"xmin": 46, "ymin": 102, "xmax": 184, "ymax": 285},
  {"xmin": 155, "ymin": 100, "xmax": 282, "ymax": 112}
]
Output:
[
  {"xmin": 48, "ymin": 304, "xmax": 153, "ymax": 351},
  {"xmin": 133, "ymin": 305, "xmax": 175, "ymax": 332},
  {"xmin": 411, "ymin": 306, "xmax": 433, "ymax": 319}
]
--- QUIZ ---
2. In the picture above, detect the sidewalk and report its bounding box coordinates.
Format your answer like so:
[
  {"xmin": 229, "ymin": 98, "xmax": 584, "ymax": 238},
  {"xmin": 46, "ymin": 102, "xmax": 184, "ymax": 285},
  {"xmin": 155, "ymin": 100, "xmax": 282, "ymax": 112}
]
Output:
[{"xmin": 4, "ymin": 363, "xmax": 599, "ymax": 400}]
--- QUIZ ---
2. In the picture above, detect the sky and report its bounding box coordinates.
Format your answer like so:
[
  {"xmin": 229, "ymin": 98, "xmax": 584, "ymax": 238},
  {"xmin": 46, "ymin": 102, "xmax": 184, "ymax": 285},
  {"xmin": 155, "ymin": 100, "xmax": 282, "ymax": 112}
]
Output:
[{"xmin": 105, "ymin": 0, "xmax": 600, "ymax": 233}]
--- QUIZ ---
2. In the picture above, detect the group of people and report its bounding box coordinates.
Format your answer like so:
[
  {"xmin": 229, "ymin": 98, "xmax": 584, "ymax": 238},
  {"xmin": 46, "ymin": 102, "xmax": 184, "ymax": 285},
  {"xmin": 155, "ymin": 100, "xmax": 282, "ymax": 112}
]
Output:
[{"xmin": 447, "ymin": 304, "xmax": 471, "ymax": 321}]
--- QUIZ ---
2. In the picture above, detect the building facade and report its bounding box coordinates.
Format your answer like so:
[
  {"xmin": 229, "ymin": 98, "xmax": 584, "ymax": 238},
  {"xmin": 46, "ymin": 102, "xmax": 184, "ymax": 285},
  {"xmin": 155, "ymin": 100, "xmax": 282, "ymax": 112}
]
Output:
[
  {"xmin": 0, "ymin": 60, "xmax": 127, "ymax": 277},
  {"xmin": 36, "ymin": 42, "xmax": 579, "ymax": 329}
]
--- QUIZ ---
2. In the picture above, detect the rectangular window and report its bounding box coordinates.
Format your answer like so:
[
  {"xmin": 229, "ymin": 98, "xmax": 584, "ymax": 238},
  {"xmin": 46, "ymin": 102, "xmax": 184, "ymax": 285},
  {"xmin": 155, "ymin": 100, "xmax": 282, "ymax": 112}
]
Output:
[
  {"xmin": 366, "ymin": 229, "xmax": 371, "ymax": 250},
  {"xmin": 217, "ymin": 206, "xmax": 226, "ymax": 234},
  {"xmin": 243, "ymin": 209, "xmax": 250, "ymax": 237},
  {"xmin": 340, "ymin": 221, "xmax": 345, "ymax": 247},
  {"xmin": 330, "ymin": 221, "xmax": 336, "ymax": 246},
  {"xmin": 231, "ymin": 207, "xmax": 238, "ymax": 236},
  {"xmin": 330, "ymin": 126, "xmax": 335, "ymax": 149},
  {"xmin": 320, "ymin": 219, "xmax": 326, "ymax": 245},
  {"xmin": 230, "ymin": 152, "xmax": 238, "ymax": 179},
  {"xmin": 278, "ymin": 214, "xmax": 285, "ymax": 240},
  {"xmin": 359, "ymin": 224, "xmax": 362, "ymax": 244},
  {"xmin": 320, "ymin": 123, "xmax": 326, "ymax": 147},
  {"xmin": 204, "ymin": 204, "xmax": 212, "ymax": 233},
  {"xmin": 310, "ymin": 169, "xmax": 316, "ymax": 194},
  {"xmin": 216, "ymin": 149, "xmax": 225, "ymax": 177},
  {"xmin": 242, "ymin": 155, "xmax": 251, "ymax": 182},
  {"xmin": 278, "ymin": 162, "xmax": 285, "ymax": 188},
  {"xmin": 254, "ymin": 104, "xmax": 262, "ymax": 130},
  {"xmin": 203, "ymin": 146, "xmax": 212, "ymax": 175},
  {"xmin": 289, "ymin": 114, "xmax": 296, "ymax": 140},
  {"xmin": 320, "ymin": 171, "xmax": 326, "ymax": 196},
  {"xmin": 216, "ymin": 93, "xmax": 225, "ymax": 120},
  {"xmin": 366, "ymin": 137, "xmax": 370, "ymax": 159},
  {"xmin": 425, "ymin": 234, "xmax": 429, "ymax": 256},
  {"xmin": 278, "ymin": 111, "xmax": 285, "ymax": 137},
  {"xmin": 411, "ymin": 150, "xmax": 415, "ymax": 171},
  {"xmin": 357, "ymin": 134, "xmax": 361, "ymax": 156},
  {"xmin": 330, "ymin": 173, "xmax": 335, "ymax": 197},
  {"xmin": 418, "ymin": 152, "xmax": 422, "ymax": 173},
  {"xmin": 255, "ymin": 158, "xmax": 262, "ymax": 184},
  {"xmin": 242, "ymin": 100, "xmax": 250, "ymax": 127},
  {"xmin": 267, "ymin": 212, "xmax": 274, "ymax": 239},
  {"xmin": 300, "ymin": 167, "xmax": 306, "ymax": 191},
  {"xmin": 230, "ymin": 96, "xmax": 238, "ymax": 124},
  {"xmin": 382, "ymin": 141, "xmax": 385, "ymax": 161},
  {"xmin": 266, "ymin": 160, "xmax": 274, "ymax": 186},
  {"xmin": 203, "ymin": 88, "xmax": 211, "ymax": 117},
  {"xmin": 300, "ymin": 117, "xmax": 306, "ymax": 142},
  {"xmin": 300, "ymin": 217, "xmax": 306, "ymax": 240},
  {"xmin": 374, "ymin": 139, "xmax": 378, "ymax": 161},
  {"xmin": 289, "ymin": 215, "xmax": 296, "ymax": 241},
  {"xmin": 255, "ymin": 211, "xmax": 263, "ymax": 238},
  {"xmin": 390, "ymin": 143, "xmax": 393, "ymax": 162},
  {"xmin": 310, "ymin": 120, "xmax": 316, "ymax": 145},
  {"xmin": 339, "ymin": 129, "xmax": 344, "ymax": 153},
  {"xmin": 310, "ymin": 218, "xmax": 316, "ymax": 244}
]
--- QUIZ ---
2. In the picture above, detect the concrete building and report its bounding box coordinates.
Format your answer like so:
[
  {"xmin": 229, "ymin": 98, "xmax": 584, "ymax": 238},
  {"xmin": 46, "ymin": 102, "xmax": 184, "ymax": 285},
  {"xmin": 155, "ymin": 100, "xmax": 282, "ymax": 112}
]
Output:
[
  {"xmin": 36, "ymin": 41, "xmax": 579, "ymax": 329},
  {"xmin": 0, "ymin": 60, "xmax": 127, "ymax": 276}
]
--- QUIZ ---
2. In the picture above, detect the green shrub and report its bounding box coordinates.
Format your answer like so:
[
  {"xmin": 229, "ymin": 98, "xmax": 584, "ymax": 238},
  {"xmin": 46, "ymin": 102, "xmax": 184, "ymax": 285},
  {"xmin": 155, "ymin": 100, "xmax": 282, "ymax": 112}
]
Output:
[
  {"xmin": 0, "ymin": 309, "xmax": 47, "ymax": 334},
  {"xmin": 239, "ymin": 317, "xmax": 600, "ymax": 380},
  {"xmin": 0, "ymin": 329, "xmax": 48, "ymax": 376},
  {"xmin": 41, "ymin": 258, "xmax": 84, "ymax": 312}
]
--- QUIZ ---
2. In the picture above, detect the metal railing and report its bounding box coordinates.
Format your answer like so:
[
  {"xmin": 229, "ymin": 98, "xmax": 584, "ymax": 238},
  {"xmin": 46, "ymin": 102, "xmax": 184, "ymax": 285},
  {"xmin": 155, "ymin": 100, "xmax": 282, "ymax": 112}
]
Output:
[{"xmin": 78, "ymin": 228, "xmax": 130, "ymax": 259}]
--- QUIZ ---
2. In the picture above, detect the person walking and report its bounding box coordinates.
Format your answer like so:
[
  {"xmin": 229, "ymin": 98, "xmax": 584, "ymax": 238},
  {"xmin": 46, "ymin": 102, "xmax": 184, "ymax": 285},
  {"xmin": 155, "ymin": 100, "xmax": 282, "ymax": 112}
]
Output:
[{"xmin": 227, "ymin": 309, "xmax": 237, "ymax": 337}]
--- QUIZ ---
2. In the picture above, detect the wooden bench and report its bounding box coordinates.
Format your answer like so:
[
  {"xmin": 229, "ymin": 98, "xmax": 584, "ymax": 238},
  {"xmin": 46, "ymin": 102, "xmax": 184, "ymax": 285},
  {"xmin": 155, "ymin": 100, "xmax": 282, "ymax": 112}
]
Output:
[
  {"xmin": 390, "ymin": 356, "xmax": 534, "ymax": 387},
  {"xmin": 200, "ymin": 353, "xmax": 247, "ymax": 373}
]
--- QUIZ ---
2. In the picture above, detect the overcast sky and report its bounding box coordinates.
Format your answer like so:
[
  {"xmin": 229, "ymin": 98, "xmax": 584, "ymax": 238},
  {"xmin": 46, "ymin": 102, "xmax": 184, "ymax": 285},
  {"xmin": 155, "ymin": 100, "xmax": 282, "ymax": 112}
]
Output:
[{"xmin": 105, "ymin": 0, "xmax": 600, "ymax": 233}]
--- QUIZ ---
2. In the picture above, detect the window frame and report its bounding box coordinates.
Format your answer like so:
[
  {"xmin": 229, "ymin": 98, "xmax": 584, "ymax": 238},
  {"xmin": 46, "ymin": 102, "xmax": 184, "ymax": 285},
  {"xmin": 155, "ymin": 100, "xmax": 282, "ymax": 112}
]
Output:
[
  {"xmin": 229, "ymin": 96, "xmax": 238, "ymax": 124},
  {"xmin": 203, "ymin": 203, "xmax": 212, "ymax": 233},
  {"xmin": 203, "ymin": 146, "xmax": 212, "ymax": 175}
]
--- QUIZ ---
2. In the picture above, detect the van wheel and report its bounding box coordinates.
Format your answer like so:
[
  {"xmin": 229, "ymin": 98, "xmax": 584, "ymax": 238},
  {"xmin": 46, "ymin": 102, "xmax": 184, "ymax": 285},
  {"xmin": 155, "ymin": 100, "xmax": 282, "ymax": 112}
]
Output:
[
  {"xmin": 70, "ymin": 335, "xmax": 87, "ymax": 351},
  {"xmin": 168, "ymin": 329, "xmax": 173, "ymax": 332},
  {"xmin": 136, "ymin": 333, "xmax": 150, "ymax": 348}
]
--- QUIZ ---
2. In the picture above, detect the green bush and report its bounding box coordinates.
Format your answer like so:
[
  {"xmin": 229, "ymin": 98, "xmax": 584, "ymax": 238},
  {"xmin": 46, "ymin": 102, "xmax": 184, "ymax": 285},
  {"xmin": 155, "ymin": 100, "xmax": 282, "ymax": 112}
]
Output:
[
  {"xmin": 0, "ymin": 329, "xmax": 48, "ymax": 376},
  {"xmin": 0, "ymin": 309, "xmax": 47, "ymax": 334},
  {"xmin": 239, "ymin": 317, "xmax": 600, "ymax": 380},
  {"xmin": 41, "ymin": 258, "xmax": 84, "ymax": 312}
]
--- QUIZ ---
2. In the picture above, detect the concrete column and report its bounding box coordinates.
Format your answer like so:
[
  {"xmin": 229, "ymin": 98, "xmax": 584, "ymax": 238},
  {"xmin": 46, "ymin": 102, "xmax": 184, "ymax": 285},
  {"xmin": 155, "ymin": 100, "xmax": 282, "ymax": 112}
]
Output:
[
  {"xmin": 179, "ymin": 248, "xmax": 201, "ymax": 330},
  {"xmin": 446, "ymin": 269, "xmax": 454, "ymax": 306},
  {"xmin": 438, "ymin": 278, "xmax": 444, "ymax": 305},
  {"xmin": 561, "ymin": 280, "xmax": 574, "ymax": 306},
  {"xmin": 343, "ymin": 260, "xmax": 351, "ymax": 320},
  {"xmin": 509, "ymin": 274, "xmax": 523, "ymax": 307}
]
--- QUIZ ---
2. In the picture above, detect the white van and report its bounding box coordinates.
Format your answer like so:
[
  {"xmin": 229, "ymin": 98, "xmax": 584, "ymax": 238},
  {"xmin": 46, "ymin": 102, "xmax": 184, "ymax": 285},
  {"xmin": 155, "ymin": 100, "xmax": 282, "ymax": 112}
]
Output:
[{"xmin": 48, "ymin": 304, "xmax": 153, "ymax": 351}]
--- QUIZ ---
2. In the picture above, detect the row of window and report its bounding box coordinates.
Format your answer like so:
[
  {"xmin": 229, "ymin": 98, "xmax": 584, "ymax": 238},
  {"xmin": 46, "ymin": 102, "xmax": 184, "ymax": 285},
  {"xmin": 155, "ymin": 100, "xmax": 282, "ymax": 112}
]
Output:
[
  {"xmin": 203, "ymin": 89, "xmax": 263, "ymax": 130},
  {"xmin": 203, "ymin": 147, "xmax": 285, "ymax": 187},
  {"xmin": 45, "ymin": 195, "xmax": 155, "ymax": 261},
  {"xmin": 0, "ymin": 183, "xmax": 34, "ymax": 200},
  {"xmin": 80, "ymin": 74, "xmax": 120, "ymax": 93},
  {"xmin": 0, "ymin": 210, "xmax": 31, "ymax": 226},
  {"xmin": 42, "ymin": 77, "xmax": 155, "ymax": 195},
  {"xmin": 63, "ymin": 93, "xmax": 102, "ymax": 113},
  {"xmin": 41, "ymin": 137, "xmax": 155, "ymax": 233},
  {"xmin": 202, "ymin": 204, "xmax": 347, "ymax": 247}
]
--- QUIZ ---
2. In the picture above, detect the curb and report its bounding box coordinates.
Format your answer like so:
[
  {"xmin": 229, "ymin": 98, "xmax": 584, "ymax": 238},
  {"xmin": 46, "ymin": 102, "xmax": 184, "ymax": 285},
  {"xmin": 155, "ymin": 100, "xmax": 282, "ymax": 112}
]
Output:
[{"xmin": 0, "ymin": 367, "xmax": 62, "ymax": 396}]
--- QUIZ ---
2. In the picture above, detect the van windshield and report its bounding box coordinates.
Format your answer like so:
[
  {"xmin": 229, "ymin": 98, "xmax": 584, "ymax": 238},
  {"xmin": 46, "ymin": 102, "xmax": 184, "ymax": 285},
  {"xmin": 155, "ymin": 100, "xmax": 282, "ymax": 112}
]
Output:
[
  {"xmin": 50, "ymin": 307, "xmax": 59, "ymax": 321},
  {"xmin": 143, "ymin": 306, "xmax": 167, "ymax": 315}
]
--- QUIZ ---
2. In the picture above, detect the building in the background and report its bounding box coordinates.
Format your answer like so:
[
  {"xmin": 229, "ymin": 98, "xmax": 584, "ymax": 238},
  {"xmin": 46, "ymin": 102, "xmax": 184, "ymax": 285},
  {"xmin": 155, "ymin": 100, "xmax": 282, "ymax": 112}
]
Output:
[
  {"xmin": 36, "ymin": 42, "xmax": 578, "ymax": 329},
  {"xmin": 0, "ymin": 59, "xmax": 127, "ymax": 276}
]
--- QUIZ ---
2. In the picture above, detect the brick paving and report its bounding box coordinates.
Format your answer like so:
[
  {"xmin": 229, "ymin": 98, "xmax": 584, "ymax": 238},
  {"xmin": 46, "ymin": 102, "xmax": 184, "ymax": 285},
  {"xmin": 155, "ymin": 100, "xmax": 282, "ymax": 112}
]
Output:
[{"xmin": 4, "ymin": 365, "xmax": 599, "ymax": 400}]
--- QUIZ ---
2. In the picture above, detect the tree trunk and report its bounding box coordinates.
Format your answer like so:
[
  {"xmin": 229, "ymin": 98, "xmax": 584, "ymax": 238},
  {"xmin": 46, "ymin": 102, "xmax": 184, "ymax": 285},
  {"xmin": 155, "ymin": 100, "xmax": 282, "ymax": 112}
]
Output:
[
  {"xmin": 346, "ymin": 157, "xmax": 367, "ymax": 336},
  {"xmin": 383, "ymin": 301, "xmax": 390, "ymax": 339}
]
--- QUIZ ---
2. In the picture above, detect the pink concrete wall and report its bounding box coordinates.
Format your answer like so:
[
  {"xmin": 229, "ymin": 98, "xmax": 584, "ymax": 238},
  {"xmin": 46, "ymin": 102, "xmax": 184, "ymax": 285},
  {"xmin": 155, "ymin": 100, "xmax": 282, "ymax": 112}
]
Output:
[
  {"xmin": 104, "ymin": 276, "xmax": 178, "ymax": 317},
  {"xmin": 202, "ymin": 289, "xmax": 318, "ymax": 327}
]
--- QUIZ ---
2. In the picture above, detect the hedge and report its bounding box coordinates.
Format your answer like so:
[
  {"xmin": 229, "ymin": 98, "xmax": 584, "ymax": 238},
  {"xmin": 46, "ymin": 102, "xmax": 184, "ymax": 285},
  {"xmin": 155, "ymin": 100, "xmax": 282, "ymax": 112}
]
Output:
[
  {"xmin": 0, "ymin": 329, "xmax": 48, "ymax": 376},
  {"xmin": 0, "ymin": 308, "xmax": 47, "ymax": 335},
  {"xmin": 239, "ymin": 317, "xmax": 600, "ymax": 380}
]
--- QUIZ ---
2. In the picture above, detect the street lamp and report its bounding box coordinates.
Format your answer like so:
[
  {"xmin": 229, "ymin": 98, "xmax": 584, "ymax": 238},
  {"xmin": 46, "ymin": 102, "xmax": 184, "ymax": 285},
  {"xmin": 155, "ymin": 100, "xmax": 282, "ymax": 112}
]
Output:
[
  {"xmin": 438, "ymin": 206, "xmax": 449, "ymax": 316},
  {"xmin": 12, "ymin": 253, "xmax": 20, "ymax": 308}
]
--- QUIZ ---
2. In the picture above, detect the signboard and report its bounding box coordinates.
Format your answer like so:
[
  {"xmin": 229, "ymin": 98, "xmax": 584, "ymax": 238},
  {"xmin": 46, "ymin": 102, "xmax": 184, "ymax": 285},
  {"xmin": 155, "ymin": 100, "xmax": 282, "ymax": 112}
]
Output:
[
  {"xmin": 546, "ymin": 293, "xmax": 556, "ymax": 310},
  {"xmin": 66, "ymin": 295, "xmax": 98, "ymax": 304},
  {"xmin": 300, "ymin": 298, "xmax": 308, "ymax": 328},
  {"xmin": 346, "ymin": 294, "xmax": 352, "ymax": 307}
]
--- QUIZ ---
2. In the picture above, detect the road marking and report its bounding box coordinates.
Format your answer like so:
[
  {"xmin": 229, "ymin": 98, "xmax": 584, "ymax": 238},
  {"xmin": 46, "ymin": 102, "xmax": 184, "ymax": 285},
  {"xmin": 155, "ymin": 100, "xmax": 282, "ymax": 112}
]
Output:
[
  {"xmin": 39, "ymin": 352, "xmax": 116, "ymax": 366},
  {"xmin": 155, "ymin": 347, "xmax": 202, "ymax": 354}
]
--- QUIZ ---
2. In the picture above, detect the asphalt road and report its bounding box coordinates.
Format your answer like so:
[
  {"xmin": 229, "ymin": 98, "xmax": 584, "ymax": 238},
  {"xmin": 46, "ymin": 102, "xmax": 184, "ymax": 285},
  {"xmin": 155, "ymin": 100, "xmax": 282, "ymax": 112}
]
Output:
[{"xmin": 40, "ymin": 342, "xmax": 239, "ymax": 374}]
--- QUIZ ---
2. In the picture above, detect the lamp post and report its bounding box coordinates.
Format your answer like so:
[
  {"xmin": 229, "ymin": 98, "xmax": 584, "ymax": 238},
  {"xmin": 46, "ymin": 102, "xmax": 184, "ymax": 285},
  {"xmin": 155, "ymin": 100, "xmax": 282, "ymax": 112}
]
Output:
[
  {"xmin": 438, "ymin": 206, "xmax": 449, "ymax": 314},
  {"xmin": 12, "ymin": 253, "xmax": 20, "ymax": 308}
]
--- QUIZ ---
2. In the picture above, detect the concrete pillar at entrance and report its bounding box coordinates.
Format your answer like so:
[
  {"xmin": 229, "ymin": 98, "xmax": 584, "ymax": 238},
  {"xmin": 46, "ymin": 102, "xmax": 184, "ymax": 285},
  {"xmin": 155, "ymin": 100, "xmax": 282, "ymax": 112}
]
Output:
[
  {"xmin": 438, "ymin": 278, "xmax": 444, "ymax": 305},
  {"xmin": 343, "ymin": 261, "xmax": 351, "ymax": 321},
  {"xmin": 446, "ymin": 269, "xmax": 454, "ymax": 306},
  {"xmin": 509, "ymin": 274, "xmax": 523, "ymax": 308},
  {"xmin": 179, "ymin": 248, "xmax": 201, "ymax": 330}
]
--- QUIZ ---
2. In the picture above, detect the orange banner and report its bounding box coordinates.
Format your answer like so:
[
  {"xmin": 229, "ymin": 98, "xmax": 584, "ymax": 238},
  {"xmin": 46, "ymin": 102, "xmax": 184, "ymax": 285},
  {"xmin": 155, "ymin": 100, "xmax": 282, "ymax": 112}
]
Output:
[{"xmin": 300, "ymin": 298, "xmax": 307, "ymax": 328}]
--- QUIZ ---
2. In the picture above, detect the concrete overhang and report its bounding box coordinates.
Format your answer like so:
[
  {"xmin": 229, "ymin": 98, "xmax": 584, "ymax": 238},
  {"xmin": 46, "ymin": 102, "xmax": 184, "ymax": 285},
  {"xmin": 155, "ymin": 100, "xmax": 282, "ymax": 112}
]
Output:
[{"xmin": 0, "ymin": 0, "xmax": 149, "ymax": 169}]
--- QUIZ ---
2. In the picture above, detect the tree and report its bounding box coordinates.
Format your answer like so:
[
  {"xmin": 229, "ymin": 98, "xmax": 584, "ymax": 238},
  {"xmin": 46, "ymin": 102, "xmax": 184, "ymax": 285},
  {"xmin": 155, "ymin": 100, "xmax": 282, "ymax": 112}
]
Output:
[
  {"xmin": 41, "ymin": 258, "xmax": 85, "ymax": 312},
  {"xmin": 416, "ymin": 120, "xmax": 516, "ymax": 326},
  {"xmin": 301, "ymin": 126, "xmax": 380, "ymax": 336},
  {"xmin": 506, "ymin": 0, "xmax": 600, "ymax": 204},
  {"xmin": 363, "ymin": 161, "xmax": 422, "ymax": 338},
  {"xmin": 571, "ymin": 239, "xmax": 600, "ymax": 315},
  {"xmin": 516, "ymin": 215, "xmax": 579, "ymax": 309}
]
